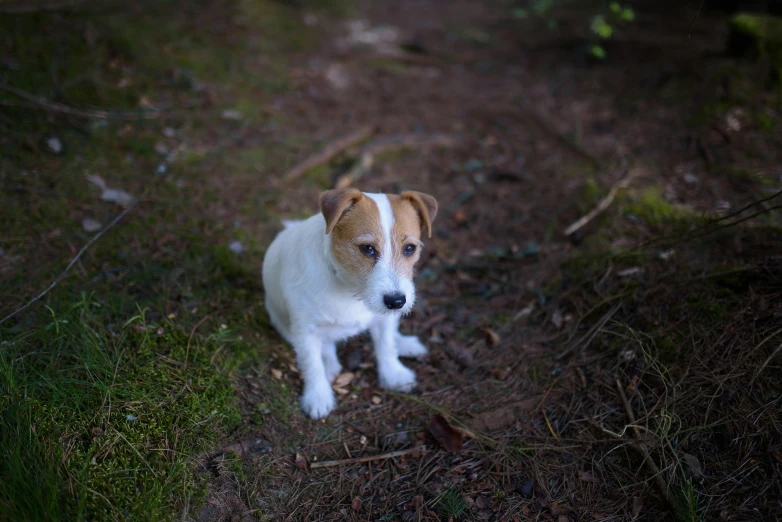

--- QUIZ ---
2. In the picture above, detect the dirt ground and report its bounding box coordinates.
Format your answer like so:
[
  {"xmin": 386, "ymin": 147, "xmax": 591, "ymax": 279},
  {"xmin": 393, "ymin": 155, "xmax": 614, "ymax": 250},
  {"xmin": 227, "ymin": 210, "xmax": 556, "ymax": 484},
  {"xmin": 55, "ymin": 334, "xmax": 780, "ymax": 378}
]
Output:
[
  {"xmin": 2, "ymin": 0, "xmax": 781, "ymax": 521},
  {"xmin": 191, "ymin": 1, "xmax": 782, "ymax": 521}
]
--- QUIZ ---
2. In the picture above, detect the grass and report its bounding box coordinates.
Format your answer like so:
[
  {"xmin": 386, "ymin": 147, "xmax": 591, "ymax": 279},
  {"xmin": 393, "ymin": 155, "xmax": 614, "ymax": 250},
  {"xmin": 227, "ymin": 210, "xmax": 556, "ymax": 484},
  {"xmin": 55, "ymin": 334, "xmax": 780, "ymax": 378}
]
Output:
[
  {"xmin": 0, "ymin": 0, "xmax": 334, "ymax": 518},
  {"xmin": 0, "ymin": 298, "xmax": 243, "ymax": 520}
]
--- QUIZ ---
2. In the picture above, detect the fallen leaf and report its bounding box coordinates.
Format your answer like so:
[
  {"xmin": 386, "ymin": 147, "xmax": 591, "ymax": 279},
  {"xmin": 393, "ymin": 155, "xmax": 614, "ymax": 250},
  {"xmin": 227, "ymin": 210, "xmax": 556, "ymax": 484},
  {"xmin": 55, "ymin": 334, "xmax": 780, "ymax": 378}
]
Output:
[
  {"xmin": 631, "ymin": 497, "xmax": 643, "ymax": 520},
  {"xmin": 551, "ymin": 309, "xmax": 564, "ymax": 328},
  {"xmin": 371, "ymin": 395, "xmax": 382, "ymax": 405},
  {"xmin": 334, "ymin": 372, "xmax": 355, "ymax": 387},
  {"xmin": 294, "ymin": 452, "xmax": 307, "ymax": 470},
  {"xmin": 578, "ymin": 470, "xmax": 598, "ymax": 482},
  {"xmin": 444, "ymin": 343, "xmax": 473, "ymax": 366},
  {"xmin": 351, "ymin": 496, "xmax": 362, "ymax": 511},
  {"xmin": 333, "ymin": 387, "xmax": 349, "ymax": 396},
  {"xmin": 683, "ymin": 453, "xmax": 703, "ymax": 480},
  {"xmin": 427, "ymin": 414, "xmax": 463, "ymax": 452},
  {"xmin": 271, "ymin": 368, "xmax": 283, "ymax": 380},
  {"xmin": 483, "ymin": 328, "xmax": 500, "ymax": 347}
]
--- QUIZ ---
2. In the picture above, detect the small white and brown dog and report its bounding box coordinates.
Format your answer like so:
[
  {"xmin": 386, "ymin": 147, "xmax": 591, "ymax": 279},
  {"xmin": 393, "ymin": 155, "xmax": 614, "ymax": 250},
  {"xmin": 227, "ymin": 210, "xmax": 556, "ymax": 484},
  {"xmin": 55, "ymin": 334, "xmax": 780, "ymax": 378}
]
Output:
[{"xmin": 262, "ymin": 188, "xmax": 438, "ymax": 419}]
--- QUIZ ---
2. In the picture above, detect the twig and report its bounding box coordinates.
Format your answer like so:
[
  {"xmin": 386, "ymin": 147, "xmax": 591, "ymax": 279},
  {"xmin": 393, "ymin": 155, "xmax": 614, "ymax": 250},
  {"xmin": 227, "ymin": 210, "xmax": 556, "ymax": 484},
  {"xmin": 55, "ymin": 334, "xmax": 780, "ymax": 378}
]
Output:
[
  {"xmin": 0, "ymin": 82, "xmax": 160, "ymax": 120},
  {"xmin": 0, "ymin": 203, "xmax": 137, "ymax": 326},
  {"xmin": 333, "ymin": 133, "xmax": 458, "ymax": 189},
  {"xmin": 564, "ymin": 166, "xmax": 633, "ymax": 236},
  {"xmin": 283, "ymin": 125, "xmax": 376, "ymax": 181},
  {"xmin": 750, "ymin": 342, "xmax": 782, "ymax": 386},
  {"xmin": 556, "ymin": 302, "xmax": 621, "ymax": 360},
  {"xmin": 184, "ymin": 315, "xmax": 211, "ymax": 373},
  {"xmin": 615, "ymin": 379, "xmax": 677, "ymax": 512},
  {"xmin": 309, "ymin": 447, "xmax": 425, "ymax": 469},
  {"xmin": 527, "ymin": 111, "xmax": 602, "ymax": 169},
  {"xmin": 542, "ymin": 410, "xmax": 560, "ymax": 443}
]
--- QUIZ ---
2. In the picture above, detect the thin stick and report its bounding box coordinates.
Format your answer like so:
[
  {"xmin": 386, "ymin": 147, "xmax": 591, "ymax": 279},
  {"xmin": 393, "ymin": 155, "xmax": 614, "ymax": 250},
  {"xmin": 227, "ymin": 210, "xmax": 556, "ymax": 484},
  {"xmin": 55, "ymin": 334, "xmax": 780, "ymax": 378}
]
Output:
[
  {"xmin": 309, "ymin": 447, "xmax": 424, "ymax": 469},
  {"xmin": 333, "ymin": 133, "xmax": 458, "ymax": 189},
  {"xmin": 564, "ymin": 166, "xmax": 633, "ymax": 236},
  {"xmin": 542, "ymin": 410, "xmax": 560, "ymax": 443},
  {"xmin": 184, "ymin": 315, "xmax": 211, "ymax": 373},
  {"xmin": 0, "ymin": 82, "xmax": 160, "ymax": 120},
  {"xmin": 0, "ymin": 203, "xmax": 137, "ymax": 325},
  {"xmin": 615, "ymin": 379, "xmax": 677, "ymax": 512},
  {"xmin": 750, "ymin": 342, "xmax": 782, "ymax": 386},
  {"xmin": 283, "ymin": 125, "xmax": 376, "ymax": 181}
]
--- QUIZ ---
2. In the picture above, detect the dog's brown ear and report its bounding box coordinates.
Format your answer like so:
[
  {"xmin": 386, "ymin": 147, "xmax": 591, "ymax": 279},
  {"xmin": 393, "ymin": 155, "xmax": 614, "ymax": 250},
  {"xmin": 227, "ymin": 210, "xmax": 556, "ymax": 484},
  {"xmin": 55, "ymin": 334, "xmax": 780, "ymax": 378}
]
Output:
[
  {"xmin": 320, "ymin": 188, "xmax": 363, "ymax": 234},
  {"xmin": 401, "ymin": 191, "xmax": 438, "ymax": 238}
]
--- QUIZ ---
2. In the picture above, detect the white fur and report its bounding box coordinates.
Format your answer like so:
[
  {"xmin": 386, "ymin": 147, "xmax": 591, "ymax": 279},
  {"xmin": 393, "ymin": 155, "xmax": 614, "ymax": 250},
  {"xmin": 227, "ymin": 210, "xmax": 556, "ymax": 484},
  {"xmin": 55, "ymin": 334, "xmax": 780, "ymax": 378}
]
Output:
[{"xmin": 262, "ymin": 193, "xmax": 427, "ymax": 419}]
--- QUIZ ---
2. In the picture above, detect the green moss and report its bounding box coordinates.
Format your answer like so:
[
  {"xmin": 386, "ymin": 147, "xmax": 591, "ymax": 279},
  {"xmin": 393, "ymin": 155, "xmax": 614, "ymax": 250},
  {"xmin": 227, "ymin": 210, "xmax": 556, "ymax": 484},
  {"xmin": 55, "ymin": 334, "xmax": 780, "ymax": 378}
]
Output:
[{"xmin": 625, "ymin": 187, "xmax": 692, "ymax": 225}]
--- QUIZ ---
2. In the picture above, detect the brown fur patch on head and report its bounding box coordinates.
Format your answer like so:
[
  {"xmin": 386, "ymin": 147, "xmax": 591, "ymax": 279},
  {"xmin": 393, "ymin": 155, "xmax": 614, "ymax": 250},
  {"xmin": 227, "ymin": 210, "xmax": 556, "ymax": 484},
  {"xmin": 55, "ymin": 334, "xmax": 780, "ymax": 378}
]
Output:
[
  {"xmin": 320, "ymin": 188, "xmax": 364, "ymax": 235},
  {"xmin": 329, "ymin": 196, "xmax": 382, "ymax": 278},
  {"xmin": 388, "ymin": 194, "xmax": 427, "ymax": 279},
  {"xmin": 400, "ymin": 191, "xmax": 438, "ymax": 238}
]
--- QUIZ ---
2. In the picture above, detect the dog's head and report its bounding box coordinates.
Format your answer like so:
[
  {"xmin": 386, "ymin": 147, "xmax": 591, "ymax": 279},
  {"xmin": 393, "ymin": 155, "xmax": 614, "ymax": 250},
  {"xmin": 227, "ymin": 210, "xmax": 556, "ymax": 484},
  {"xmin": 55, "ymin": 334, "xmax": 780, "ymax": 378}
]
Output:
[{"xmin": 320, "ymin": 188, "xmax": 438, "ymax": 315}]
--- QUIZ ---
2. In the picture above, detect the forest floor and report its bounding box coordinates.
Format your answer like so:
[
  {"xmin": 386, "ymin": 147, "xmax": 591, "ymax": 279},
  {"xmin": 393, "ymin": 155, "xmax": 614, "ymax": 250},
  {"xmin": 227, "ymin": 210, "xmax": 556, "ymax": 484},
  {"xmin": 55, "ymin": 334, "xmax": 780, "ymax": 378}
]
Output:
[{"xmin": 1, "ymin": 0, "xmax": 781, "ymax": 521}]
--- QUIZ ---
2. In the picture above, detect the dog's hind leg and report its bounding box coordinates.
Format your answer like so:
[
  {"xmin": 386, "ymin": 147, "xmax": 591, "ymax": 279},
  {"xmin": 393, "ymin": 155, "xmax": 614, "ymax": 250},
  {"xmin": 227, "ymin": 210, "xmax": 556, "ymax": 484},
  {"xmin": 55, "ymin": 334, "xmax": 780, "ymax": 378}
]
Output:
[{"xmin": 321, "ymin": 341, "xmax": 342, "ymax": 383}]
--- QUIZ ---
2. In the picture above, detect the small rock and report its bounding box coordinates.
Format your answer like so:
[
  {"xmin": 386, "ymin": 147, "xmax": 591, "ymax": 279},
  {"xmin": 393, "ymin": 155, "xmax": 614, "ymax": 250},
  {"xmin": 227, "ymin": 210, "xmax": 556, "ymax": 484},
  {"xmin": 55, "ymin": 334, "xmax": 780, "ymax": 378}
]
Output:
[
  {"xmin": 371, "ymin": 396, "xmax": 382, "ymax": 405},
  {"xmin": 683, "ymin": 172, "xmax": 699, "ymax": 185},
  {"xmin": 45, "ymin": 136, "xmax": 63, "ymax": 154},
  {"xmin": 154, "ymin": 142, "xmax": 169, "ymax": 156},
  {"xmin": 162, "ymin": 127, "xmax": 176, "ymax": 138},
  {"xmin": 81, "ymin": 218, "xmax": 103, "ymax": 232},
  {"xmin": 229, "ymin": 241, "xmax": 244, "ymax": 255},
  {"xmin": 155, "ymin": 163, "xmax": 167, "ymax": 175},
  {"xmin": 464, "ymin": 158, "xmax": 484, "ymax": 172},
  {"xmin": 346, "ymin": 350, "xmax": 363, "ymax": 371},
  {"xmin": 221, "ymin": 109, "xmax": 244, "ymax": 121},
  {"xmin": 325, "ymin": 63, "xmax": 350, "ymax": 90}
]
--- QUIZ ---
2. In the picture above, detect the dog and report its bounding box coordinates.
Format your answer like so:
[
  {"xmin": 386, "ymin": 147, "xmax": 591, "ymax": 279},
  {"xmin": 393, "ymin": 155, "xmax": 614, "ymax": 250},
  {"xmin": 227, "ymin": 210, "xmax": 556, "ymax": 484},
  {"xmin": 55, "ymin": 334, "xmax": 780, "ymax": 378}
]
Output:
[{"xmin": 262, "ymin": 188, "xmax": 438, "ymax": 419}]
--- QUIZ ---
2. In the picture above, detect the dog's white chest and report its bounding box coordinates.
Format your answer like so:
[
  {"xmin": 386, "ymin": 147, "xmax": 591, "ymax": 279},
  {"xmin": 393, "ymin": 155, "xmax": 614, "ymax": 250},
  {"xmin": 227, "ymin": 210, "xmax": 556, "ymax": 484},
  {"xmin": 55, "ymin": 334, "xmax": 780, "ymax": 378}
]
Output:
[{"xmin": 314, "ymin": 295, "xmax": 375, "ymax": 341}]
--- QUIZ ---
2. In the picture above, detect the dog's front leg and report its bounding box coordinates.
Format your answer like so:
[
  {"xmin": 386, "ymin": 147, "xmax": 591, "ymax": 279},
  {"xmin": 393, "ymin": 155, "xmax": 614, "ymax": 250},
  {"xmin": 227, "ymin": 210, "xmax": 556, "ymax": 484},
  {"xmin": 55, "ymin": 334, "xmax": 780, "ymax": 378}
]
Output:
[
  {"xmin": 370, "ymin": 315, "xmax": 417, "ymax": 392},
  {"xmin": 293, "ymin": 333, "xmax": 336, "ymax": 419}
]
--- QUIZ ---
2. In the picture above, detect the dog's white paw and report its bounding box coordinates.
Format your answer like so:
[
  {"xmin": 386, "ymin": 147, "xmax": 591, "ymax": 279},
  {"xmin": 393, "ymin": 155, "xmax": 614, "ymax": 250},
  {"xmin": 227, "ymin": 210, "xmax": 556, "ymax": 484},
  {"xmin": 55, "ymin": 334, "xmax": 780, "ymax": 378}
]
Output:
[
  {"xmin": 378, "ymin": 362, "xmax": 417, "ymax": 392},
  {"xmin": 324, "ymin": 359, "xmax": 343, "ymax": 383},
  {"xmin": 396, "ymin": 335, "xmax": 428, "ymax": 358},
  {"xmin": 300, "ymin": 383, "xmax": 336, "ymax": 419}
]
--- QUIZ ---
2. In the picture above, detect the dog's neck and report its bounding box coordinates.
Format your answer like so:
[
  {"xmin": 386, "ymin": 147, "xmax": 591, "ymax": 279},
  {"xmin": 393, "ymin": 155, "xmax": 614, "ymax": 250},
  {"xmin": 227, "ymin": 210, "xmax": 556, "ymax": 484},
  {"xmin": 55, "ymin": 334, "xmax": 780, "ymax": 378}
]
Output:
[{"xmin": 321, "ymin": 232, "xmax": 340, "ymax": 279}]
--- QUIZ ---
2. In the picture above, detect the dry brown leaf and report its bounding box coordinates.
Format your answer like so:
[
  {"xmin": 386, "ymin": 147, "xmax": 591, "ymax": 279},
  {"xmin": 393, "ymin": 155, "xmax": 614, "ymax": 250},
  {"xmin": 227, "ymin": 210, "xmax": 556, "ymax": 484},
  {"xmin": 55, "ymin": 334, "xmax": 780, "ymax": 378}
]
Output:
[
  {"xmin": 427, "ymin": 414, "xmax": 463, "ymax": 452},
  {"xmin": 294, "ymin": 452, "xmax": 307, "ymax": 470},
  {"xmin": 351, "ymin": 496, "xmax": 362, "ymax": 511},
  {"xmin": 631, "ymin": 497, "xmax": 643, "ymax": 520},
  {"xmin": 371, "ymin": 396, "xmax": 382, "ymax": 405},
  {"xmin": 271, "ymin": 368, "xmax": 283, "ymax": 380},
  {"xmin": 483, "ymin": 328, "xmax": 500, "ymax": 347},
  {"xmin": 683, "ymin": 453, "xmax": 703, "ymax": 480},
  {"xmin": 334, "ymin": 372, "xmax": 354, "ymax": 387},
  {"xmin": 333, "ymin": 387, "xmax": 349, "ymax": 396}
]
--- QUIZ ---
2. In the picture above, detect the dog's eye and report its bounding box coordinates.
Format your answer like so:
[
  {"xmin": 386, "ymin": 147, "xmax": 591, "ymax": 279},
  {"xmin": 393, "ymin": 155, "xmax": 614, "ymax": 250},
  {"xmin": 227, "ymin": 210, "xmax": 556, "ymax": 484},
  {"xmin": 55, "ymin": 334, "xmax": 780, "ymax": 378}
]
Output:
[
  {"xmin": 403, "ymin": 244, "xmax": 417, "ymax": 257},
  {"xmin": 358, "ymin": 244, "xmax": 377, "ymax": 258}
]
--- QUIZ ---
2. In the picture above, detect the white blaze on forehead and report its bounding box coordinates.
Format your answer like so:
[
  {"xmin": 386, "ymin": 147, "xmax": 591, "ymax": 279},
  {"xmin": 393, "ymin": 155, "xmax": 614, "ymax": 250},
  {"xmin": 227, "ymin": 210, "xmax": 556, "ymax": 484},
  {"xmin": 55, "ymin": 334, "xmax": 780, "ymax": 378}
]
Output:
[{"xmin": 365, "ymin": 193, "xmax": 394, "ymax": 261}]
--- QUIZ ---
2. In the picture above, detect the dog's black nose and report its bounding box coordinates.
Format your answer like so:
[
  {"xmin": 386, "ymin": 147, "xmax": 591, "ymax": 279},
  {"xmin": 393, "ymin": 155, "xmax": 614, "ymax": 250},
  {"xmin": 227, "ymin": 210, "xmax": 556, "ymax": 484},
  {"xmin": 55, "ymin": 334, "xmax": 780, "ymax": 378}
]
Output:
[{"xmin": 383, "ymin": 293, "xmax": 406, "ymax": 310}]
